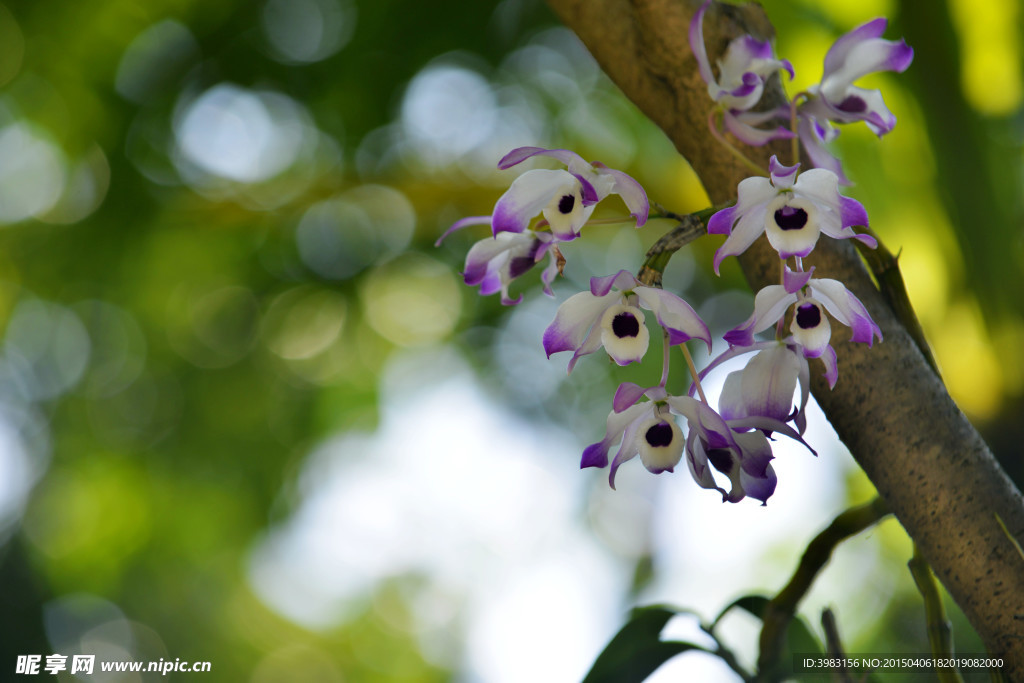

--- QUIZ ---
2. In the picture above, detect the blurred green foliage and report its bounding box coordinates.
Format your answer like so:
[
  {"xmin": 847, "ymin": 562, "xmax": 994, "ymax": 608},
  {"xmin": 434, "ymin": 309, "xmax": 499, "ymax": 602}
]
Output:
[{"xmin": 0, "ymin": 0, "xmax": 1020, "ymax": 680}]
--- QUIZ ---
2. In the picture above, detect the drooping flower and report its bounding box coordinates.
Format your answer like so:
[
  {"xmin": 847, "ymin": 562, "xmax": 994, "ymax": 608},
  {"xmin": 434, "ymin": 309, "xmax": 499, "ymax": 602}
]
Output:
[
  {"xmin": 674, "ymin": 395, "xmax": 780, "ymax": 504},
  {"xmin": 690, "ymin": 0, "xmax": 795, "ymax": 145},
  {"xmin": 437, "ymin": 146, "xmax": 649, "ymax": 245},
  {"xmin": 724, "ymin": 267, "xmax": 882, "ymax": 387},
  {"xmin": 708, "ymin": 156, "xmax": 875, "ymax": 273},
  {"xmin": 458, "ymin": 230, "xmax": 560, "ymax": 305},
  {"xmin": 718, "ymin": 342, "xmax": 811, "ymax": 435},
  {"xmin": 543, "ymin": 270, "xmax": 711, "ymax": 373},
  {"xmin": 581, "ymin": 384, "xmax": 687, "ymax": 488},
  {"xmin": 797, "ymin": 18, "xmax": 914, "ymax": 182}
]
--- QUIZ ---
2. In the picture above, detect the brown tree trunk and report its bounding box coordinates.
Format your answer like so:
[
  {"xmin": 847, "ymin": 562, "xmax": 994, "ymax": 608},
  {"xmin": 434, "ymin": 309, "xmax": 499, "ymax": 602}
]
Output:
[{"xmin": 544, "ymin": 0, "xmax": 1024, "ymax": 675}]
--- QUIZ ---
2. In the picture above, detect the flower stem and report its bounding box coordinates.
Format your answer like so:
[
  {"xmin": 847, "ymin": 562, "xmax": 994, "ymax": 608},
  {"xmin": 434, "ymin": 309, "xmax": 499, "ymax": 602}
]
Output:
[
  {"xmin": 788, "ymin": 92, "xmax": 809, "ymax": 166},
  {"xmin": 708, "ymin": 109, "xmax": 769, "ymax": 177},
  {"xmin": 908, "ymin": 543, "xmax": 964, "ymax": 683},
  {"xmin": 755, "ymin": 496, "xmax": 890, "ymax": 679},
  {"xmin": 679, "ymin": 343, "xmax": 708, "ymax": 405},
  {"xmin": 583, "ymin": 216, "xmax": 644, "ymax": 226},
  {"xmin": 659, "ymin": 329, "xmax": 671, "ymax": 388}
]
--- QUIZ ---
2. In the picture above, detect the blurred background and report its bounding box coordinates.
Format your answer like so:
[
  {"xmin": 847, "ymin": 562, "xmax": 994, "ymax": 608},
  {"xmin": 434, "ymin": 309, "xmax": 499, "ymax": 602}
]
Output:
[{"xmin": 0, "ymin": 0, "xmax": 1020, "ymax": 680}]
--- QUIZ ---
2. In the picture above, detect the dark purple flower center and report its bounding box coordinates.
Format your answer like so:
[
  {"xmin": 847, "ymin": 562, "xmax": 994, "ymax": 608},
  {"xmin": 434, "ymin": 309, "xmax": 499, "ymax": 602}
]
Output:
[
  {"xmin": 508, "ymin": 239, "xmax": 543, "ymax": 279},
  {"xmin": 774, "ymin": 205, "xmax": 808, "ymax": 231},
  {"xmin": 612, "ymin": 312, "xmax": 640, "ymax": 338},
  {"xmin": 837, "ymin": 95, "xmax": 867, "ymax": 113},
  {"xmin": 795, "ymin": 303, "xmax": 822, "ymax": 329},
  {"xmin": 558, "ymin": 194, "xmax": 575, "ymax": 214},
  {"xmin": 645, "ymin": 422, "xmax": 674, "ymax": 447},
  {"xmin": 706, "ymin": 447, "xmax": 733, "ymax": 474}
]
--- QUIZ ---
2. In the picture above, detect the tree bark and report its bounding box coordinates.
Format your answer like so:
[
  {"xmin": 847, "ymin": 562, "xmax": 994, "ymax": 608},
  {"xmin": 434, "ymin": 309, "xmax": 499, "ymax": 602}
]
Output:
[{"xmin": 544, "ymin": 0, "xmax": 1024, "ymax": 675}]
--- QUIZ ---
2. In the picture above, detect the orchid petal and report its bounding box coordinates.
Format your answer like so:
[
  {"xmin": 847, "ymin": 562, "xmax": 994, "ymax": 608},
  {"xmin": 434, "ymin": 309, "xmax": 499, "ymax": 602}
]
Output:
[
  {"xmin": 613, "ymin": 382, "xmax": 648, "ymax": 413},
  {"xmin": 714, "ymin": 203, "xmax": 768, "ymax": 274},
  {"xmin": 723, "ymin": 111, "xmax": 795, "ymax": 146},
  {"xmin": 797, "ymin": 116, "xmax": 849, "ymax": 185},
  {"xmin": 733, "ymin": 345, "xmax": 800, "ymax": 424},
  {"xmin": 769, "ymin": 155, "xmax": 800, "ymax": 188},
  {"xmin": 543, "ymin": 289, "xmax": 618, "ymax": 359},
  {"xmin": 824, "ymin": 33, "xmax": 914, "ymax": 94},
  {"xmin": 819, "ymin": 344, "xmax": 839, "ymax": 388},
  {"xmin": 582, "ymin": 402, "xmax": 648, "ymax": 470},
  {"xmin": 609, "ymin": 405, "xmax": 650, "ymax": 488},
  {"xmin": 724, "ymin": 284, "xmax": 797, "ymax": 346},
  {"xmin": 783, "ymin": 264, "xmax": 815, "ymax": 293},
  {"xmin": 436, "ymin": 215, "xmax": 491, "ymax": 246},
  {"xmin": 590, "ymin": 270, "xmax": 639, "ymax": 297},
  {"xmin": 492, "ymin": 169, "xmax": 576, "ymax": 235},
  {"xmin": 634, "ymin": 287, "xmax": 712, "ymax": 350},
  {"xmin": 598, "ymin": 167, "xmax": 650, "ymax": 226},
  {"xmin": 689, "ymin": 1, "xmax": 716, "ymax": 87},
  {"xmin": 498, "ymin": 146, "xmax": 588, "ymax": 171},
  {"xmin": 823, "ymin": 18, "xmax": 890, "ymax": 78},
  {"xmin": 808, "ymin": 278, "xmax": 882, "ymax": 345}
]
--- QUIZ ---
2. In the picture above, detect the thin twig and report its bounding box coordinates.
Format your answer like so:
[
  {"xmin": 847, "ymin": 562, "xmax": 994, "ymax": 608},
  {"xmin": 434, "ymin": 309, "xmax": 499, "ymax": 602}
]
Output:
[
  {"xmin": 908, "ymin": 544, "xmax": 963, "ymax": 683},
  {"xmin": 821, "ymin": 608, "xmax": 855, "ymax": 683},
  {"xmin": 853, "ymin": 225, "xmax": 939, "ymax": 377},
  {"xmin": 637, "ymin": 205, "xmax": 716, "ymax": 287},
  {"xmin": 755, "ymin": 497, "xmax": 891, "ymax": 679}
]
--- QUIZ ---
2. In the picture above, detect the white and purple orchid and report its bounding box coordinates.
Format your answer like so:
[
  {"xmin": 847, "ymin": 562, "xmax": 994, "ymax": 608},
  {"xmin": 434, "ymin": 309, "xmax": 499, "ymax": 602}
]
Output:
[
  {"xmin": 458, "ymin": 230, "xmax": 560, "ymax": 305},
  {"xmin": 439, "ymin": 146, "xmax": 649, "ymax": 244},
  {"xmin": 717, "ymin": 342, "xmax": 811, "ymax": 435},
  {"xmin": 690, "ymin": 0, "xmax": 795, "ymax": 146},
  {"xmin": 724, "ymin": 267, "xmax": 882, "ymax": 387},
  {"xmin": 581, "ymin": 384, "xmax": 687, "ymax": 488},
  {"xmin": 708, "ymin": 156, "xmax": 875, "ymax": 273},
  {"xmin": 677, "ymin": 396, "xmax": 780, "ymax": 504},
  {"xmin": 798, "ymin": 18, "xmax": 914, "ymax": 182},
  {"xmin": 543, "ymin": 270, "xmax": 711, "ymax": 373}
]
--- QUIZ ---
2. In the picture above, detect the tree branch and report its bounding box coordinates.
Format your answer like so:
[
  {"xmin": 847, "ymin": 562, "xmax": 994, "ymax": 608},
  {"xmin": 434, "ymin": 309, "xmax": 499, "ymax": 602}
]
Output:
[{"xmin": 544, "ymin": 0, "xmax": 1024, "ymax": 675}]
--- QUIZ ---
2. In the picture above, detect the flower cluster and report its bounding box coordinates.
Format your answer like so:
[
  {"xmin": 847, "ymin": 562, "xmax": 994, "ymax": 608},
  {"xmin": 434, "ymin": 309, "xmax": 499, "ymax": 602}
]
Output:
[
  {"xmin": 437, "ymin": 7, "xmax": 910, "ymax": 505},
  {"xmin": 691, "ymin": 0, "xmax": 912, "ymax": 183}
]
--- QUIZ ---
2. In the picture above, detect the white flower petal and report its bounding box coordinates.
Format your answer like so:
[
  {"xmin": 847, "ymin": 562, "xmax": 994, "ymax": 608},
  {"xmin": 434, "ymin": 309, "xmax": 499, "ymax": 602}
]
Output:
[
  {"xmin": 543, "ymin": 289, "xmax": 618, "ymax": 359},
  {"xmin": 634, "ymin": 287, "xmax": 711, "ymax": 349},
  {"xmin": 492, "ymin": 168, "xmax": 576, "ymax": 234}
]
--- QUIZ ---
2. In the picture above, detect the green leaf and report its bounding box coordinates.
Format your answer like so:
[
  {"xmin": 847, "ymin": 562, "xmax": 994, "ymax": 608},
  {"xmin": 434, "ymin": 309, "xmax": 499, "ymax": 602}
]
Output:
[
  {"xmin": 711, "ymin": 594, "xmax": 770, "ymax": 630},
  {"xmin": 582, "ymin": 606, "xmax": 709, "ymax": 683}
]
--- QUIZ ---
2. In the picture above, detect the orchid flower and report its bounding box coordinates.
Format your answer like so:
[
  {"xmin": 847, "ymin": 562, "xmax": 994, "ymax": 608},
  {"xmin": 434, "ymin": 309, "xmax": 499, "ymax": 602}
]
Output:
[
  {"xmin": 438, "ymin": 146, "xmax": 649, "ymax": 245},
  {"xmin": 798, "ymin": 18, "xmax": 914, "ymax": 182},
  {"xmin": 718, "ymin": 343, "xmax": 811, "ymax": 435},
  {"xmin": 724, "ymin": 267, "xmax": 882, "ymax": 387},
  {"xmin": 674, "ymin": 396, "xmax": 780, "ymax": 504},
  {"xmin": 690, "ymin": 0, "xmax": 795, "ymax": 145},
  {"xmin": 581, "ymin": 384, "xmax": 687, "ymax": 488},
  {"xmin": 458, "ymin": 230, "xmax": 560, "ymax": 305},
  {"xmin": 543, "ymin": 270, "xmax": 711, "ymax": 373},
  {"xmin": 708, "ymin": 156, "xmax": 875, "ymax": 273}
]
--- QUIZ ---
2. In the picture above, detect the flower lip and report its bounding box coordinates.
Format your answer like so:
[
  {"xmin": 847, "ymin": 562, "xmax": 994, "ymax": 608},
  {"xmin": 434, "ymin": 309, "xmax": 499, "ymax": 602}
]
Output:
[
  {"xmin": 764, "ymin": 195, "xmax": 821, "ymax": 258},
  {"xmin": 775, "ymin": 205, "xmax": 808, "ymax": 230},
  {"xmin": 645, "ymin": 421, "xmax": 675, "ymax": 447},
  {"xmin": 795, "ymin": 302, "xmax": 822, "ymax": 329},
  {"xmin": 837, "ymin": 95, "xmax": 867, "ymax": 113},
  {"xmin": 705, "ymin": 447, "xmax": 733, "ymax": 474},
  {"xmin": 611, "ymin": 310, "xmax": 642, "ymax": 338},
  {"xmin": 600, "ymin": 303, "xmax": 650, "ymax": 365},
  {"xmin": 637, "ymin": 415, "xmax": 684, "ymax": 474}
]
